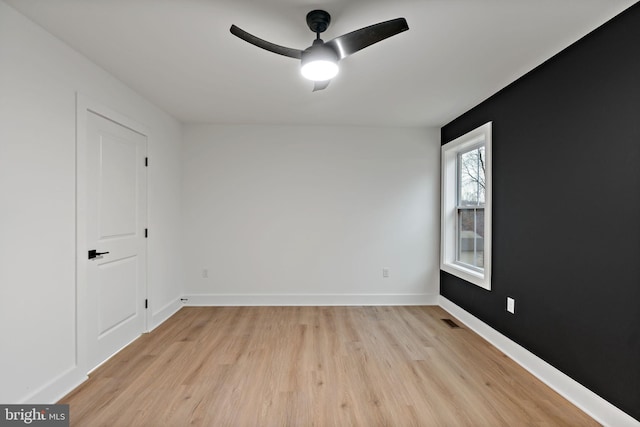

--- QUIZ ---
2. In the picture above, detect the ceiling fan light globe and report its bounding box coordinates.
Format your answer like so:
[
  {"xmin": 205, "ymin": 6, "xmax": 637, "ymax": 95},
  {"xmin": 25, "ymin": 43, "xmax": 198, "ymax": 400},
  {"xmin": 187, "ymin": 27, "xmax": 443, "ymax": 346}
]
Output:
[{"xmin": 301, "ymin": 60, "xmax": 339, "ymax": 81}]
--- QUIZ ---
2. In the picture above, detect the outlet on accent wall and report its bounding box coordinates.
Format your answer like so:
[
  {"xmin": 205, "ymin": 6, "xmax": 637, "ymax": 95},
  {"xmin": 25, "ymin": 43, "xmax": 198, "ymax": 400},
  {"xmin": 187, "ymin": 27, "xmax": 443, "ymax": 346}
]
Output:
[{"xmin": 507, "ymin": 297, "xmax": 515, "ymax": 314}]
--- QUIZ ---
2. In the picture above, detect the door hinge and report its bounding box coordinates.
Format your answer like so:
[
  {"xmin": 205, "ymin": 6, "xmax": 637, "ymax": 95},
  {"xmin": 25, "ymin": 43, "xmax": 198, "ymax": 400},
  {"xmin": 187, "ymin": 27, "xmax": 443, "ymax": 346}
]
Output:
[
  {"xmin": 145, "ymin": 157, "xmax": 148, "ymax": 167},
  {"xmin": 145, "ymin": 228, "xmax": 148, "ymax": 238},
  {"xmin": 145, "ymin": 299, "xmax": 148, "ymax": 309}
]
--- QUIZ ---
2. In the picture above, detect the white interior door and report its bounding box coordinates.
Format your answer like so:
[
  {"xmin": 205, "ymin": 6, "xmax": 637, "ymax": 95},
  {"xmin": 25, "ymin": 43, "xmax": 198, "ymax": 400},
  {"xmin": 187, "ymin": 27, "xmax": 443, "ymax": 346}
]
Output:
[{"xmin": 86, "ymin": 111, "xmax": 147, "ymax": 371}]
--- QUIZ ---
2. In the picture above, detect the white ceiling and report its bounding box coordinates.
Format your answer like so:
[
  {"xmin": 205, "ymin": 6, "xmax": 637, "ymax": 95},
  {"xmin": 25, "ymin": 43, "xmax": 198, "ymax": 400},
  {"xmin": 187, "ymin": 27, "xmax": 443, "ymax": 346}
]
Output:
[{"xmin": 5, "ymin": 0, "xmax": 636, "ymax": 127}]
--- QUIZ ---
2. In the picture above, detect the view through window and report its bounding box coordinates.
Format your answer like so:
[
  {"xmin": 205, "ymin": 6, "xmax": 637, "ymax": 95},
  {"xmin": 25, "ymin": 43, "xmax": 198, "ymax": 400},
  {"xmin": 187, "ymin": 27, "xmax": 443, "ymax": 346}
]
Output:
[{"xmin": 457, "ymin": 145, "xmax": 485, "ymax": 270}]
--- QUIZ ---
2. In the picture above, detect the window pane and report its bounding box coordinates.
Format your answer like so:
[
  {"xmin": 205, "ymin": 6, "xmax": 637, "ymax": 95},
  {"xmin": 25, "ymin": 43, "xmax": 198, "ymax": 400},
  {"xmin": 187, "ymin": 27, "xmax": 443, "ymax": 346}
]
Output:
[
  {"xmin": 457, "ymin": 208, "xmax": 484, "ymax": 269},
  {"xmin": 458, "ymin": 146, "xmax": 485, "ymax": 206}
]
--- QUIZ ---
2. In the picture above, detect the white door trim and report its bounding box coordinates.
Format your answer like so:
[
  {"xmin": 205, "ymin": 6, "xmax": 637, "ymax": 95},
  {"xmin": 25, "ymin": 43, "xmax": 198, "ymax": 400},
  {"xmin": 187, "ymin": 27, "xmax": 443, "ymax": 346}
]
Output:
[{"xmin": 76, "ymin": 93, "xmax": 151, "ymax": 375}]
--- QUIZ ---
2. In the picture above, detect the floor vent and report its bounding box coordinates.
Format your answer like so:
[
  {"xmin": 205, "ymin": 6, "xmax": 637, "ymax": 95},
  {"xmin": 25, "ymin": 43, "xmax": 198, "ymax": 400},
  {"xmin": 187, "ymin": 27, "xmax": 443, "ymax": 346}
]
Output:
[{"xmin": 442, "ymin": 318, "xmax": 461, "ymax": 329}]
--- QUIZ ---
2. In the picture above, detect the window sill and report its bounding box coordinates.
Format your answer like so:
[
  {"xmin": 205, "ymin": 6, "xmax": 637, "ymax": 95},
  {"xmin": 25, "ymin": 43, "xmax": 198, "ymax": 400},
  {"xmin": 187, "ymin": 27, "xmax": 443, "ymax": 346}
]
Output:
[{"xmin": 441, "ymin": 262, "xmax": 491, "ymax": 291}]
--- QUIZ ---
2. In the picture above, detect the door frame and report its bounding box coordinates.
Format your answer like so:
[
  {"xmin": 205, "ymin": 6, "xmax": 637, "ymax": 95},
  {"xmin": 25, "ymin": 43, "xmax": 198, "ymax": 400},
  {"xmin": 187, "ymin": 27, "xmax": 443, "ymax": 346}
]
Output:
[{"xmin": 76, "ymin": 93, "xmax": 150, "ymax": 374}]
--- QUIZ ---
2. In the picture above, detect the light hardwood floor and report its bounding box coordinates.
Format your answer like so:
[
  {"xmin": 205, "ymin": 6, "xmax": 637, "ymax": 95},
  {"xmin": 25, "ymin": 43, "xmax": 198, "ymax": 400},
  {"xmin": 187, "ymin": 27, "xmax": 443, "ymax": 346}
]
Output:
[{"xmin": 61, "ymin": 306, "xmax": 599, "ymax": 426}]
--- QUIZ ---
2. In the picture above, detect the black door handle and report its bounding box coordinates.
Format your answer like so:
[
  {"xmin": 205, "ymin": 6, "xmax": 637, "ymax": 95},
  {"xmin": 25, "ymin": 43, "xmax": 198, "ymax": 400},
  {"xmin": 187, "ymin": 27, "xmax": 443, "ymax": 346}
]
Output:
[{"xmin": 88, "ymin": 249, "xmax": 110, "ymax": 260}]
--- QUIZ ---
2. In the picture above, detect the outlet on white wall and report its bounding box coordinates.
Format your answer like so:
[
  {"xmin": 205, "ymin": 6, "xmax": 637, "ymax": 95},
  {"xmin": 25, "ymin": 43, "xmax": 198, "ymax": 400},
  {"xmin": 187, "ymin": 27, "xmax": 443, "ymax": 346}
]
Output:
[
  {"xmin": 507, "ymin": 297, "xmax": 515, "ymax": 314},
  {"xmin": 202, "ymin": 269, "xmax": 209, "ymax": 279},
  {"xmin": 382, "ymin": 268, "xmax": 389, "ymax": 278}
]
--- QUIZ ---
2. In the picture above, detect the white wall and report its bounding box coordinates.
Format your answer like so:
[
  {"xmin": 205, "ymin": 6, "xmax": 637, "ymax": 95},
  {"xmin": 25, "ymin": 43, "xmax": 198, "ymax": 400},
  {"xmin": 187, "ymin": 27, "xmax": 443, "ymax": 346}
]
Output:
[
  {"xmin": 183, "ymin": 124, "xmax": 440, "ymax": 305},
  {"xmin": 0, "ymin": 1, "xmax": 183, "ymax": 403}
]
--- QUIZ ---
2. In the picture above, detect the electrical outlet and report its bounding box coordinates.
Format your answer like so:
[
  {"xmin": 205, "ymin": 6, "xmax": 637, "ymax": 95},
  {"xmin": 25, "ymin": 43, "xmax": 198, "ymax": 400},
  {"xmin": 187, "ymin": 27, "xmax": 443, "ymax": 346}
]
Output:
[
  {"xmin": 202, "ymin": 269, "xmax": 209, "ymax": 279},
  {"xmin": 382, "ymin": 268, "xmax": 389, "ymax": 278},
  {"xmin": 506, "ymin": 297, "xmax": 515, "ymax": 314}
]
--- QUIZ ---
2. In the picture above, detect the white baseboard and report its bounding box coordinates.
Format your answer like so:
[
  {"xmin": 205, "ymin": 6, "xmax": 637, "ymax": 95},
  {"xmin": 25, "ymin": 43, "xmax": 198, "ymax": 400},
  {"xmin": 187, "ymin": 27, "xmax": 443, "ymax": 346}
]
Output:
[
  {"xmin": 149, "ymin": 298, "xmax": 183, "ymax": 332},
  {"xmin": 438, "ymin": 296, "xmax": 639, "ymax": 427},
  {"xmin": 183, "ymin": 293, "xmax": 439, "ymax": 307},
  {"xmin": 21, "ymin": 366, "xmax": 87, "ymax": 404}
]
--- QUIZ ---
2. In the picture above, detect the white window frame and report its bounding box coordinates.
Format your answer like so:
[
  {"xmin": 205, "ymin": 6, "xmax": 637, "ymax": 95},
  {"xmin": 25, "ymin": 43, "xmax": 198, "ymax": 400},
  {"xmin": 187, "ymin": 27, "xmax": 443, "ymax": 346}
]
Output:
[{"xmin": 441, "ymin": 122, "xmax": 492, "ymax": 290}]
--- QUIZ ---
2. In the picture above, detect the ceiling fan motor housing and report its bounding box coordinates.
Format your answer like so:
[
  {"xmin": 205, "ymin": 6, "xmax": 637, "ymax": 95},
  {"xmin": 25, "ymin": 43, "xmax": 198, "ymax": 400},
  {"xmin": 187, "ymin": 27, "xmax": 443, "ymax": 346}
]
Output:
[{"xmin": 301, "ymin": 39, "xmax": 338, "ymax": 63}]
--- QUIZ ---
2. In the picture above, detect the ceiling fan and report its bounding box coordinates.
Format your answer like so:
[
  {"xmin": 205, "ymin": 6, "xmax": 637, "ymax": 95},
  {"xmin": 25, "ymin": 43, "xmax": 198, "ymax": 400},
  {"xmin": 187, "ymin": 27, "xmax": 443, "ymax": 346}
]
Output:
[{"xmin": 230, "ymin": 10, "xmax": 409, "ymax": 91}]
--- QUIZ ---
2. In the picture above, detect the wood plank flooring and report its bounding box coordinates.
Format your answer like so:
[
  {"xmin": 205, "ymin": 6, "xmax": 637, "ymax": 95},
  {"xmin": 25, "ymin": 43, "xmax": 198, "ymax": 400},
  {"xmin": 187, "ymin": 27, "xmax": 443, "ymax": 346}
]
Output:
[{"xmin": 61, "ymin": 306, "xmax": 599, "ymax": 426}]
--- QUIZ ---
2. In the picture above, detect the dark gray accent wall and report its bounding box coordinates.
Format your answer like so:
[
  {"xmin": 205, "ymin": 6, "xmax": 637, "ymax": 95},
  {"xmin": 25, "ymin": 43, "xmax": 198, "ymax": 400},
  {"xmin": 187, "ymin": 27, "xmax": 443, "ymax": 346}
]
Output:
[{"xmin": 441, "ymin": 3, "xmax": 640, "ymax": 421}]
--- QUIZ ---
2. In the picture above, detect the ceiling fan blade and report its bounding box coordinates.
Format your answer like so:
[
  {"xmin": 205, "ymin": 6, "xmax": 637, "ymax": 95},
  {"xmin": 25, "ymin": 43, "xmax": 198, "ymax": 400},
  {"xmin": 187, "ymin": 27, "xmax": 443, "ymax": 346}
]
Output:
[
  {"xmin": 230, "ymin": 25, "xmax": 303, "ymax": 59},
  {"xmin": 325, "ymin": 18, "xmax": 409, "ymax": 59},
  {"xmin": 312, "ymin": 80, "xmax": 331, "ymax": 92}
]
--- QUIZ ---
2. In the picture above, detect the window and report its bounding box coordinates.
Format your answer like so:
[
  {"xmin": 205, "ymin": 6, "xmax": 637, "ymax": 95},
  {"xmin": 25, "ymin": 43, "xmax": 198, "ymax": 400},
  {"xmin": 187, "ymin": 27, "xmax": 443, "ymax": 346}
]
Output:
[{"xmin": 441, "ymin": 122, "xmax": 492, "ymax": 290}]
